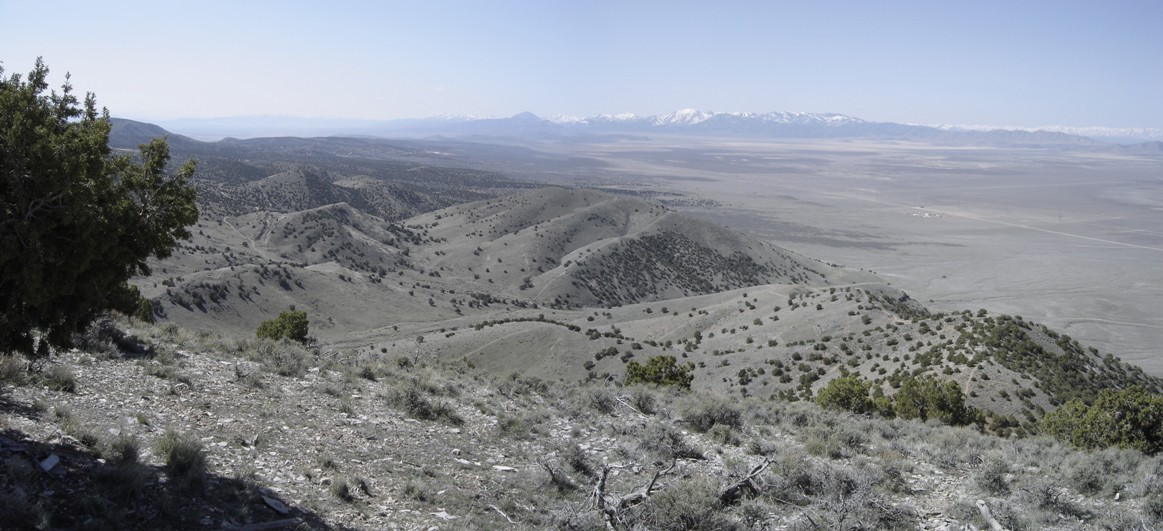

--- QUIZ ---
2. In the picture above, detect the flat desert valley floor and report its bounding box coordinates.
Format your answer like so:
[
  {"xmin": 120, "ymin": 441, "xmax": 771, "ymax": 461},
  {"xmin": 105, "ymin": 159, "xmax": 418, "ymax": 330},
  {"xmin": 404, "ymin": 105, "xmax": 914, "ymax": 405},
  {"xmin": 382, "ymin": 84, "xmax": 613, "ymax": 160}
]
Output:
[{"xmin": 520, "ymin": 138, "xmax": 1163, "ymax": 374}]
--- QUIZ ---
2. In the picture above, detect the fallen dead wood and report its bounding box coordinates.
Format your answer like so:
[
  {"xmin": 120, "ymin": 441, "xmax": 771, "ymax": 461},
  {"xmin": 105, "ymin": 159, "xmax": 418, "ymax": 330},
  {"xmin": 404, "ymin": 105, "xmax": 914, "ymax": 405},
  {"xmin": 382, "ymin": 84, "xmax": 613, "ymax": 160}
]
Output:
[{"xmin": 719, "ymin": 456, "xmax": 775, "ymax": 505}]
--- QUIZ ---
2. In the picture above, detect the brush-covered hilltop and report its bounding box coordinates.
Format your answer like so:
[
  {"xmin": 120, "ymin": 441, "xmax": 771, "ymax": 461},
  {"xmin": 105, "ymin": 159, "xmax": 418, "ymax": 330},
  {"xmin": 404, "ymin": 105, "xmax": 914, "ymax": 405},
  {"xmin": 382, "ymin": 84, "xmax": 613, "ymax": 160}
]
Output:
[{"xmin": 136, "ymin": 185, "xmax": 1159, "ymax": 431}]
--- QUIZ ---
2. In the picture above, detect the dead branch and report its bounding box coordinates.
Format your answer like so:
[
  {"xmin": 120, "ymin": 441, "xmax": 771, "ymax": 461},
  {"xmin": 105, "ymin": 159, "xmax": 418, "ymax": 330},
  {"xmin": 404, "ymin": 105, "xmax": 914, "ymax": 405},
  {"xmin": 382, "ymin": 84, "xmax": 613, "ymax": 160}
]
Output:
[
  {"xmin": 488, "ymin": 504, "xmax": 516, "ymax": 525},
  {"xmin": 615, "ymin": 395, "xmax": 647, "ymax": 417},
  {"xmin": 540, "ymin": 459, "xmax": 582, "ymax": 491},
  {"xmin": 589, "ymin": 460, "xmax": 678, "ymax": 529},
  {"xmin": 719, "ymin": 456, "xmax": 775, "ymax": 505},
  {"xmin": 975, "ymin": 499, "xmax": 1004, "ymax": 531}
]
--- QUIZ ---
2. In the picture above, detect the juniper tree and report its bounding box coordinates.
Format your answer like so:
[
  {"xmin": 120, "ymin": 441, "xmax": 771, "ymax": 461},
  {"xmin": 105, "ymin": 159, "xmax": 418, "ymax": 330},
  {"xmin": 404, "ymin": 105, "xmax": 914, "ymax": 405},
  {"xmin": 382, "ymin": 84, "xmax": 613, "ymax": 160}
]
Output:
[{"xmin": 1, "ymin": 59, "xmax": 198, "ymax": 359}]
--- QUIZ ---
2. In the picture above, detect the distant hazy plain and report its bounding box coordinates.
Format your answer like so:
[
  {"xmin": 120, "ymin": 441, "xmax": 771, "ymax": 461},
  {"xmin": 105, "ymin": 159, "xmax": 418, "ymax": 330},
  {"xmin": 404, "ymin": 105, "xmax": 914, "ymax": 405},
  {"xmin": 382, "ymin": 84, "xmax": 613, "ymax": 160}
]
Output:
[{"xmin": 530, "ymin": 138, "xmax": 1163, "ymax": 375}]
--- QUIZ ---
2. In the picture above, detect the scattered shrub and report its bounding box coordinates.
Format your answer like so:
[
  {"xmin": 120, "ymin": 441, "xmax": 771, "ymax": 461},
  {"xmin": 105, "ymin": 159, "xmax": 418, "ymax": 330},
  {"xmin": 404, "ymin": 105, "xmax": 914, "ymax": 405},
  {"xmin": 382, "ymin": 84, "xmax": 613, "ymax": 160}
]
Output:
[
  {"xmin": 389, "ymin": 385, "xmax": 463, "ymax": 425},
  {"xmin": 973, "ymin": 451, "xmax": 1010, "ymax": 495},
  {"xmin": 624, "ymin": 355, "xmax": 695, "ymax": 390},
  {"xmin": 1039, "ymin": 386, "xmax": 1163, "ymax": 455},
  {"xmin": 892, "ymin": 375, "xmax": 972, "ymax": 425},
  {"xmin": 815, "ymin": 375, "xmax": 874, "ymax": 415},
  {"xmin": 681, "ymin": 397, "xmax": 743, "ymax": 433},
  {"xmin": 629, "ymin": 476, "xmax": 729, "ymax": 531},
  {"xmin": 255, "ymin": 309, "xmax": 310, "ymax": 343}
]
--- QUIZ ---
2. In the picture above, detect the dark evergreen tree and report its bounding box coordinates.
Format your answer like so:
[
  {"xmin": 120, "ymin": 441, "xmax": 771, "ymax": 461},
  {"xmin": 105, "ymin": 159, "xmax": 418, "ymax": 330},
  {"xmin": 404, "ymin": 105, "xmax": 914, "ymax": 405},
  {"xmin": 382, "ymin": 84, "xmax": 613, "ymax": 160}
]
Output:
[{"xmin": 1, "ymin": 59, "xmax": 198, "ymax": 359}]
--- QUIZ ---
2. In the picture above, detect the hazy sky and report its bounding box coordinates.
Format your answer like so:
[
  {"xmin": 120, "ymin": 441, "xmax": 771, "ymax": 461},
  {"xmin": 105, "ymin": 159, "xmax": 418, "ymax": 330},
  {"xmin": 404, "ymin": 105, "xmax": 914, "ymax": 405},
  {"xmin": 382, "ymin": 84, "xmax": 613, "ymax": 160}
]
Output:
[{"xmin": 2, "ymin": 0, "xmax": 1161, "ymax": 128}]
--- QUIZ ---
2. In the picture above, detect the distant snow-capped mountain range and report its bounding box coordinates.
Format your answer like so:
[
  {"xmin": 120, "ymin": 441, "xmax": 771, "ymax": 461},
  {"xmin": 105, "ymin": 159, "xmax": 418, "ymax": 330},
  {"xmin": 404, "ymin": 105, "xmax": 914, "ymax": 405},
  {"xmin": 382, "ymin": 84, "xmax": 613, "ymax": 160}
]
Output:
[
  {"xmin": 539, "ymin": 109, "xmax": 866, "ymax": 128},
  {"xmin": 150, "ymin": 110, "xmax": 1161, "ymax": 145}
]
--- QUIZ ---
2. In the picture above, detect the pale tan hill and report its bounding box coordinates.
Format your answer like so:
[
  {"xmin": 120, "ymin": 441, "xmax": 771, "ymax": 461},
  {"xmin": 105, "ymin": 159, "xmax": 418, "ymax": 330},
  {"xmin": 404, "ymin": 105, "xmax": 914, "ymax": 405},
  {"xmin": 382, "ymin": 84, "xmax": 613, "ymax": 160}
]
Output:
[
  {"xmin": 261, "ymin": 202, "xmax": 418, "ymax": 275},
  {"xmin": 134, "ymin": 186, "xmax": 1160, "ymax": 433},
  {"xmin": 196, "ymin": 166, "xmax": 496, "ymax": 221},
  {"xmin": 405, "ymin": 187, "xmax": 877, "ymax": 307}
]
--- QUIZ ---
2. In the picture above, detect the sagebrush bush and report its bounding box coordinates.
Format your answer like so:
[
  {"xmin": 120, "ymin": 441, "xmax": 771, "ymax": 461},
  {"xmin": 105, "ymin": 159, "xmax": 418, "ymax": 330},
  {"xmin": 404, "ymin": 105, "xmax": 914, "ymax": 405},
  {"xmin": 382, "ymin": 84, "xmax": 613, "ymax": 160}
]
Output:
[
  {"xmin": 639, "ymin": 422, "xmax": 704, "ymax": 461},
  {"xmin": 628, "ymin": 385, "xmax": 658, "ymax": 415},
  {"xmin": 235, "ymin": 338, "xmax": 313, "ymax": 377},
  {"xmin": 1144, "ymin": 492, "xmax": 1163, "ymax": 523},
  {"xmin": 681, "ymin": 396, "xmax": 743, "ymax": 433},
  {"xmin": 1134, "ymin": 457, "xmax": 1163, "ymax": 497},
  {"xmin": 973, "ymin": 451, "xmax": 1010, "ymax": 495},
  {"xmin": 1062, "ymin": 446, "xmax": 1140, "ymax": 496},
  {"xmin": 800, "ymin": 424, "xmax": 866, "ymax": 459},
  {"xmin": 629, "ymin": 476, "xmax": 730, "ymax": 531},
  {"xmin": 106, "ymin": 434, "xmax": 140, "ymax": 463},
  {"xmin": 389, "ymin": 385, "xmax": 463, "ymax": 425},
  {"xmin": 94, "ymin": 459, "xmax": 149, "ymax": 501},
  {"xmin": 578, "ymin": 386, "xmax": 618, "ymax": 415}
]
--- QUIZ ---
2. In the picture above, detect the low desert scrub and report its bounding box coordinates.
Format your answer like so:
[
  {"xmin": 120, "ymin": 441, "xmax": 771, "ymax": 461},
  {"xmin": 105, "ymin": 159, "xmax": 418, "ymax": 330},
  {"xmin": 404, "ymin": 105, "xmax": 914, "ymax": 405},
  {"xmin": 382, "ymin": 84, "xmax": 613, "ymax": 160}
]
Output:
[
  {"xmin": 231, "ymin": 338, "xmax": 315, "ymax": 377},
  {"xmin": 40, "ymin": 364, "xmax": 77, "ymax": 393},
  {"xmin": 799, "ymin": 424, "xmax": 867, "ymax": 459},
  {"xmin": 680, "ymin": 395, "xmax": 744, "ymax": 433},
  {"xmin": 1144, "ymin": 492, "xmax": 1163, "ymax": 523},
  {"xmin": 156, "ymin": 429, "xmax": 208, "ymax": 492},
  {"xmin": 329, "ymin": 478, "xmax": 354, "ymax": 502},
  {"xmin": 973, "ymin": 450, "xmax": 1011, "ymax": 495},
  {"xmin": 626, "ymin": 475, "xmax": 730, "ymax": 530},
  {"xmin": 94, "ymin": 459, "xmax": 150, "ymax": 501},
  {"xmin": 627, "ymin": 385, "xmax": 659, "ymax": 415},
  {"xmin": 638, "ymin": 421, "xmax": 704, "ymax": 461},
  {"xmin": 55, "ymin": 406, "xmax": 99, "ymax": 448},
  {"xmin": 0, "ymin": 354, "xmax": 26, "ymax": 386},
  {"xmin": 104, "ymin": 434, "xmax": 141, "ymax": 464},
  {"xmin": 387, "ymin": 384, "xmax": 464, "ymax": 425},
  {"xmin": 1061, "ymin": 446, "xmax": 1141, "ymax": 496},
  {"xmin": 582, "ymin": 386, "xmax": 618, "ymax": 415},
  {"xmin": 0, "ymin": 488, "xmax": 48, "ymax": 530},
  {"xmin": 496, "ymin": 372, "xmax": 550, "ymax": 398}
]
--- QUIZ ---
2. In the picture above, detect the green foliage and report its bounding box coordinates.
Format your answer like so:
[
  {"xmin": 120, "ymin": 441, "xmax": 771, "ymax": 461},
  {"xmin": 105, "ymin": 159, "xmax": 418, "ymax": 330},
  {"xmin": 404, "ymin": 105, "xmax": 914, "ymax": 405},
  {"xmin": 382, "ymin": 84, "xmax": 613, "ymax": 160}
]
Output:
[
  {"xmin": 892, "ymin": 375, "xmax": 972, "ymax": 425},
  {"xmin": 624, "ymin": 355, "xmax": 694, "ymax": 390},
  {"xmin": 1039, "ymin": 386, "xmax": 1163, "ymax": 455},
  {"xmin": 255, "ymin": 309, "xmax": 310, "ymax": 343},
  {"xmin": 1, "ymin": 59, "xmax": 197, "ymax": 358},
  {"xmin": 815, "ymin": 375, "xmax": 875, "ymax": 415}
]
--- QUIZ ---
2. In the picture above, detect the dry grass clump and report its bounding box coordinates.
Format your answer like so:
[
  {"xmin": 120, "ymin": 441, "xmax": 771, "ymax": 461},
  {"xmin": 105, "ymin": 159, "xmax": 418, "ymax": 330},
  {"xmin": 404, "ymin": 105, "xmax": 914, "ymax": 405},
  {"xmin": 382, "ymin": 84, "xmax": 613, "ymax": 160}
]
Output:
[
  {"xmin": 0, "ymin": 354, "xmax": 26, "ymax": 386},
  {"xmin": 40, "ymin": 364, "xmax": 77, "ymax": 393},
  {"xmin": 156, "ymin": 429, "xmax": 207, "ymax": 492},
  {"xmin": 230, "ymin": 337, "xmax": 316, "ymax": 377},
  {"xmin": 387, "ymin": 384, "xmax": 464, "ymax": 425}
]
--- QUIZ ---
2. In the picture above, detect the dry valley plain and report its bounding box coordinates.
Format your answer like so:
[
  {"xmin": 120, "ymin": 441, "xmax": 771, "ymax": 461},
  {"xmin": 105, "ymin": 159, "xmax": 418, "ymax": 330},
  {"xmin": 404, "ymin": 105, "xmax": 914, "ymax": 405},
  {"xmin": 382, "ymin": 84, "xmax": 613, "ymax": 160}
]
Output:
[{"xmin": 526, "ymin": 138, "xmax": 1163, "ymax": 375}]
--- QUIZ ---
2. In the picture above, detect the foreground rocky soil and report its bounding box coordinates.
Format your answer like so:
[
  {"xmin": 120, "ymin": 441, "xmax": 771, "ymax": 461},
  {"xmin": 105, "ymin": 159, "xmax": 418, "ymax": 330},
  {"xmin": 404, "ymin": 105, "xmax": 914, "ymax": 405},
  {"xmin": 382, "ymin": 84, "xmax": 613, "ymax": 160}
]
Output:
[{"xmin": 2, "ymin": 319, "xmax": 1160, "ymax": 530}]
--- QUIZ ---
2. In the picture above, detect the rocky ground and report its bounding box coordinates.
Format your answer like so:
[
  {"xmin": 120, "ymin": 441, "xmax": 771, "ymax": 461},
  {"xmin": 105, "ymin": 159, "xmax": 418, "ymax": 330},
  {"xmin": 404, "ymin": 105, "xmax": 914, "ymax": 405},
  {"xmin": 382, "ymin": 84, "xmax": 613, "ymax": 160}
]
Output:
[{"xmin": 2, "ymin": 318, "xmax": 1161, "ymax": 530}]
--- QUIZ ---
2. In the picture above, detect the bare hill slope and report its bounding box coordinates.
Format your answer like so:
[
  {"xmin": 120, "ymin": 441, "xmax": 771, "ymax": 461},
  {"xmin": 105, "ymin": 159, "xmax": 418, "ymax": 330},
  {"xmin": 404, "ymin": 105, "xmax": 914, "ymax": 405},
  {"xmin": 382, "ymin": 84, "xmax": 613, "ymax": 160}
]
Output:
[
  {"xmin": 134, "ymin": 186, "xmax": 1159, "ymax": 430},
  {"xmin": 405, "ymin": 187, "xmax": 875, "ymax": 307}
]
